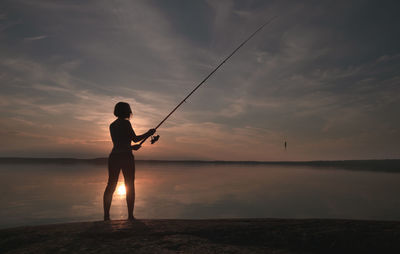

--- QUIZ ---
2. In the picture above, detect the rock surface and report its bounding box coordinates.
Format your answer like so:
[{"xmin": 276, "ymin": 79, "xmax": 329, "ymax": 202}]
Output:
[{"xmin": 1, "ymin": 218, "xmax": 400, "ymax": 253}]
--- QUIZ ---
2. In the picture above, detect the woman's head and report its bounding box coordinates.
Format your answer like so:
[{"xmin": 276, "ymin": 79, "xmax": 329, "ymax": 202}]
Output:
[{"xmin": 114, "ymin": 102, "xmax": 132, "ymax": 119}]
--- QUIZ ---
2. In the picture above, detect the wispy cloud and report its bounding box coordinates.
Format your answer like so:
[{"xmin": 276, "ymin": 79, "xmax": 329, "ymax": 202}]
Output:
[
  {"xmin": 23, "ymin": 35, "xmax": 48, "ymax": 41},
  {"xmin": 0, "ymin": 0, "xmax": 399, "ymax": 159}
]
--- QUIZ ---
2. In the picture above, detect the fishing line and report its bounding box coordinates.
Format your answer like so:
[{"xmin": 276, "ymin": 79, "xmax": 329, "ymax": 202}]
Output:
[{"xmin": 140, "ymin": 16, "xmax": 277, "ymax": 146}]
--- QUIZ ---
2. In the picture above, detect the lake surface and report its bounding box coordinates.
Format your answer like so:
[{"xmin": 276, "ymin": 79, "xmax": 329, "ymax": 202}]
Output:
[{"xmin": 1, "ymin": 160, "xmax": 400, "ymax": 229}]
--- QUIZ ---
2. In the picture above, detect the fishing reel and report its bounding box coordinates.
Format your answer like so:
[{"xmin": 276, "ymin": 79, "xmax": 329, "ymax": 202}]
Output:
[{"xmin": 151, "ymin": 135, "xmax": 160, "ymax": 144}]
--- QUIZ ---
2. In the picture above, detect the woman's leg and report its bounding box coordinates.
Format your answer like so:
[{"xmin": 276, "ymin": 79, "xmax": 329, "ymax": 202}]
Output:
[
  {"xmin": 122, "ymin": 155, "xmax": 135, "ymax": 219},
  {"xmin": 103, "ymin": 154, "xmax": 120, "ymax": 220}
]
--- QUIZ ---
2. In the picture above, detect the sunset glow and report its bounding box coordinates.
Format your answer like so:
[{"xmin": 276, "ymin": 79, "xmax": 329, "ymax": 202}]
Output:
[
  {"xmin": 1, "ymin": 2, "xmax": 400, "ymax": 253},
  {"xmin": 117, "ymin": 184, "xmax": 126, "ymax": 196},
  {"xmin": 0, "ymin": 1, "xmax": 399, "ymax": 161}
]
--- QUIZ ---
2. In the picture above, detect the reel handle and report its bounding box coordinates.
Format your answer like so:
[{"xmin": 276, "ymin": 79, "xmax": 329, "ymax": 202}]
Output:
[{"xmin": 150, "ymin": 135, "xmax": 160, "ymax": 144}]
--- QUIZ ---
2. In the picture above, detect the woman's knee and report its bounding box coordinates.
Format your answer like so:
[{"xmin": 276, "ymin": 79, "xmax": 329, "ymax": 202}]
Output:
[{"xmin": 105, "ymin": 180, "xmax": 118, "ymax": 192}]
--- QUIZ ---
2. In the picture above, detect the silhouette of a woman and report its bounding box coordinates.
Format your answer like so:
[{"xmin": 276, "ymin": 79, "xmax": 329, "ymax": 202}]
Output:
[{"xmin": 103, "ymin": 102, "xmax": 155, "ymax": 221}]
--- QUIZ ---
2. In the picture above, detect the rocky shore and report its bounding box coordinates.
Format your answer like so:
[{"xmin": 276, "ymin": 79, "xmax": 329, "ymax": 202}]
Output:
[{"xmin": 1, "ymin": 218, "xmax": 400, "ymax": 253}]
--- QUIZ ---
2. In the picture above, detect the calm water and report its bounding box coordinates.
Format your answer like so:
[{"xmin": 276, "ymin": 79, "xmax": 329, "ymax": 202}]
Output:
[{"xmin": 1, "ymin": 161, "xmax": 400, "ymax": 229}]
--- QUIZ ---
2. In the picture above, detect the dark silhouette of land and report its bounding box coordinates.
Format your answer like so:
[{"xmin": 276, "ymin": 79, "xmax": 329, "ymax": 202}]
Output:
[
  {"xmin": 1, "ymin": 218, "xmax": 400, "ymax": 253},
  {"xmin": 1, "ymin": 157, "xmax": 400, "ymax": 173}
]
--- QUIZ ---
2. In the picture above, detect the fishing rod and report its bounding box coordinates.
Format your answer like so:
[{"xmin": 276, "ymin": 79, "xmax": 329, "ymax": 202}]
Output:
[{"xmin": 140, "ymin": 16, "xmax": 277, "ymax": 146}]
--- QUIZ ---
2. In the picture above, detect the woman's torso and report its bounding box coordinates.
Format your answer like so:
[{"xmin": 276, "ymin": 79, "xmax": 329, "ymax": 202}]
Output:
[{"xmin": 109, "ymin": 118, "xmax": 134, "ymax": 154}]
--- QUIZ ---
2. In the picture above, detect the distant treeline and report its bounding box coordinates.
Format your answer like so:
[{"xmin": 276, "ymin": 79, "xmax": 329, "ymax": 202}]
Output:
[{"xmin": 0, "ymin": 157, "xmax": 399, "ymax": 173}]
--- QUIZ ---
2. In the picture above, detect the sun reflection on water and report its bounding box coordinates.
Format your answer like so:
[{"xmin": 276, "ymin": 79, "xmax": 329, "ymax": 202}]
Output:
[
  {"xmin": 2, "ymin": 162, "xmax": 400, "ymax": 228},
  {"xmin": 116, "ymin": 183, "xmax": 126, "ymax": 196}
]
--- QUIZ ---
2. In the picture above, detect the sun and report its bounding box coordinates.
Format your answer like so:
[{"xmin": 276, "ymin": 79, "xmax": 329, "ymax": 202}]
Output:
[{"xmin": 117, "ymin": 184, "xmax": 126, "ymax": 195}]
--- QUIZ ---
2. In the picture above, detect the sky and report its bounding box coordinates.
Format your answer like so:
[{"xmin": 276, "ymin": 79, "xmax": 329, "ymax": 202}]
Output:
[{"xmin": 0, "ymin": 0, "xmax": 399, "ymax": 161}]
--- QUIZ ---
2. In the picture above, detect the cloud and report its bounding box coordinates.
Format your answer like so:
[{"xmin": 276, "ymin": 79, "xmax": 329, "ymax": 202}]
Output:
[
  {"xmin": 0, "ymin": 0, "xmax": 399, "ymax": 159},
  {"xmin": 23, "ymin": 35, "xmax": 48, "ymax": 41}
]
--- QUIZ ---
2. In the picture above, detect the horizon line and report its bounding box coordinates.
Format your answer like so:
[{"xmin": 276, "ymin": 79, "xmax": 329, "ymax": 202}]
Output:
[{"xmin": 0, "ymin": 157, "xmax": 399, "ymax": 163}]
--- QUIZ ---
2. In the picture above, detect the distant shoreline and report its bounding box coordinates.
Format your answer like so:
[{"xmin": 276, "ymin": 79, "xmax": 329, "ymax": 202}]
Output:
[
  {"xmin": 1, "ymin": 157, "xmax": 400, "ymax": 172},
  {"xmin": 1, "ymin": 218, "xmax": 400, "ymax": 253},
  {"xmin": 1, "ymin": 157, "xmax": 399, "ymax": 164}
]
